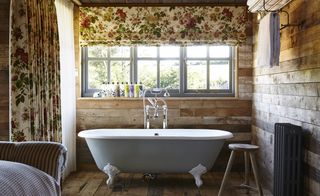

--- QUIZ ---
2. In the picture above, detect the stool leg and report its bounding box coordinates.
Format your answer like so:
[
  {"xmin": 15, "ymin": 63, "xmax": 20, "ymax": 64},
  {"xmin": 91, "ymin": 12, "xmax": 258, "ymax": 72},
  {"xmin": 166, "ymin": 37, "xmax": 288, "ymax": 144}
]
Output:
[
  {"xmin": 249, "ymin": 152, "xmax": 263, "ymax": 196},
  {"xmin": 218, "ymin": 150, "xmax": 235, "ymax": 196},
  {"xmin": 244, "ymin": 151, "xmax": 250, "ymax": 185},
  {"xmin": 244, "ymin": 151, "xmax": 250, "ymax": 194}
]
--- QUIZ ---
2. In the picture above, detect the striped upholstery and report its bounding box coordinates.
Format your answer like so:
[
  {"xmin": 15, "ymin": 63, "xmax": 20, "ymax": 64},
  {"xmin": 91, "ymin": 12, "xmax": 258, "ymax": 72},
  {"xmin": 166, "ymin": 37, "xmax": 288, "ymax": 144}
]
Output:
[
  {"xmin": 0, "ymin": 143, "xmax": 15, "ymax": 160},
  {"xmin": 0, "ymin": 160, "xmax": 60, "ymax": 196},
  {"xmin": 0, "ymin": 142, "xmax": 67, "ymax": 185}
]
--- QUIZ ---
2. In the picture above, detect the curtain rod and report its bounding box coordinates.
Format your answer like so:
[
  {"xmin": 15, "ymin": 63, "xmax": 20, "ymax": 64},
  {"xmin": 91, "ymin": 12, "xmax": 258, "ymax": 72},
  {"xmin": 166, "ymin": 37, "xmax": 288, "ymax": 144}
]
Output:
[{"xmin": 80, "ymin": 3, "xmax": 247, "ymax": 7}]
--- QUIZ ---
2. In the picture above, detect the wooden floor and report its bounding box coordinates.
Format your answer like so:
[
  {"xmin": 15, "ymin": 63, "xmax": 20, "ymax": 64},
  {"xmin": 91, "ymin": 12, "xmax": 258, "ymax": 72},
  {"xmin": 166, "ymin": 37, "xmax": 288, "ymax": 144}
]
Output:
[{"xmin": 62, "ymin": 171, "xmax": 272, "ymax": 196}]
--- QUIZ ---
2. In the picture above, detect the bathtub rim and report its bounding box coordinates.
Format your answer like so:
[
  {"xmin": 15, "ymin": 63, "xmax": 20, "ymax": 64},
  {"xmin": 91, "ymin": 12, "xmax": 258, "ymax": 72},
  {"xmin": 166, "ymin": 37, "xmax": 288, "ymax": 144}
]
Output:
[{"xmin": 78, "ymin": 128, "xmax": 233, "ymax": 140}]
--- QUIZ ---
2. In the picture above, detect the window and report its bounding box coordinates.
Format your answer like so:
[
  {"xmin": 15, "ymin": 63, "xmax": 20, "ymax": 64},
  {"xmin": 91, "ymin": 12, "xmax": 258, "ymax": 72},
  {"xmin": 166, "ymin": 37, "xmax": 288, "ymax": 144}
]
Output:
[
  {"xmin": 82, "ymin": 45, "xmax": 235, "ymax": 97},
  {"xmin": 137, "ymin": 46, "xmax": 180, "ymax": 91}
]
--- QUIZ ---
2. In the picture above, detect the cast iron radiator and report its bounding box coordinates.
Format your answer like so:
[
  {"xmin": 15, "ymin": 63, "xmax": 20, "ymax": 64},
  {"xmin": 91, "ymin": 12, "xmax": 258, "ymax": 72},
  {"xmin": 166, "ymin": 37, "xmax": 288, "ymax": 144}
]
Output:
[{"xmin": 274, "ymin": 123, "xmax": 303, "ymax": 196}]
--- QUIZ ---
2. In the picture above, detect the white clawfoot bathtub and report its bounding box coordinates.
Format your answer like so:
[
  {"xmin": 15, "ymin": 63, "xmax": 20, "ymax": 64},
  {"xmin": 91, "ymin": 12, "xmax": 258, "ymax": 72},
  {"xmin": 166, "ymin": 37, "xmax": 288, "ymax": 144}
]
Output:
[{"xmin": 78, "ymin": 129, "xmax": 233, "ymax": 187}]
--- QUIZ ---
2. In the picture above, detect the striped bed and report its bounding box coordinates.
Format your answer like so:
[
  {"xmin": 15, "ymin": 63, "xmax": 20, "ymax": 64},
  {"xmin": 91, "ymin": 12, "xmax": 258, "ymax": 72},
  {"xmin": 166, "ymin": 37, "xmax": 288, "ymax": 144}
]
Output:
[
  {"xmin": 0, "ymin": 160, "xmax": 60, "ymax": 196},
  {"xmin": 0, "ymin": 142, "xmax": 67, "ymax": 195}
]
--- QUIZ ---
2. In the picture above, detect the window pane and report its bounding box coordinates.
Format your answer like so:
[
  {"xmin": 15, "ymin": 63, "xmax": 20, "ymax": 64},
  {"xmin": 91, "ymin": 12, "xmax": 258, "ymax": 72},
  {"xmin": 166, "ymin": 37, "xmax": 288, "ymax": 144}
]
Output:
[
  {"xmin": 88, "ymin": 60, "xmax": 108, "ymax": 89},
  {"xmin": 160, "ymin": 46, "xmax": 180, "ymax": 58},
  {"xmin": 137, "ymin": 60, "xmax": 157, "ymax": 89},
  {"xmin": 210, "ymin": 61, "xmax": 230, "ymax": 89},
  {"xmin": 88, "ymin": 46, "xmax": 108, "ymax": 58},
  {"xmin": 209, "ymin": 46, "xmax": 230, "ymax": 58},
  {"xmin": 110, "ymin": 46, "xmax": 130, "ymax": 58},
  {"xmin": 187, "ymin": 60, "xmax": 207, "ymax": 89},
  {"xmin": 186, "ymin": 46, "xmax": 207, "ymax": 58},
  {"xmin": 160, "ymin": 60, "xmax": 180, "ymax": 89},
  {"xmin": 137, "ymin": 46, "xmax": 157, "ymax": 58},
  {"xmin": 110, "ymin": 61, "xmax": 130, "ymax": 83}
]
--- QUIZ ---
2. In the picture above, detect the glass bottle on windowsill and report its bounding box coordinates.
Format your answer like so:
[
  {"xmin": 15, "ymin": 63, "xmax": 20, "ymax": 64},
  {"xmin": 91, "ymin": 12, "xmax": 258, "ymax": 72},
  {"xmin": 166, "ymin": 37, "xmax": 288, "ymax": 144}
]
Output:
[
  {"xmin": 105, "ymin": 82, "xmax": 111, "ymax": 97},
  {"xmin": 115, "ymin": 82, "xmax": 120, "ymax": 97},
  {"xmin": 120, "ymin": 82, "xmax": 124, "ymax": 97},
  {"xmin": 111, "ymin": 82, "xmax": 115, "ymax": 97},
  {"xmin": 129, "ymin": 82, "xmax": 134, "ymax": 98},
  {"xmin": 139, "ymin": 82, "xmax": 144, "ymax": 98},
  {"xmin": 134, "ymin": 82, "xmax": 139, "ymax": 98},
  {"xmin": 124, "ymin": 82, "xmax": 129, "ymax": 98}
]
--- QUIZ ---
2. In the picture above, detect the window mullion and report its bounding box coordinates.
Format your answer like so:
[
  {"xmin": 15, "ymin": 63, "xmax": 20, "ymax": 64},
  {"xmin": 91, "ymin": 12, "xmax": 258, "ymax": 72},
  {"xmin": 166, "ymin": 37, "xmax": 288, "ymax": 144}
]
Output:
[
  {"xmin": 157, "ymin": 47, "xmax": 160, "ymax": 88},
  {"xmin": 230, "ymin": 46, "xmax": 234, "ymax": 93},
  {"xmin": 206, "ymin": 45, "xmax": 210, "ymax": 90},
  {"xmin": 180, "ymin": 46, "xmax": 185, "ymax": 96},
  {"xmin": 82, "ymin": 47, "xmax": 88, "ymax": 96},
  {"xmin": 132, "ymin": 46, "xmax": 136, "ymax": 83},
  {"xmin": 85, "ymin": 47, "xmax": 89, "ymax": 93},
  {"xmin": 107, "ymin": 47, "xmax": 111, "ymax": 83}
]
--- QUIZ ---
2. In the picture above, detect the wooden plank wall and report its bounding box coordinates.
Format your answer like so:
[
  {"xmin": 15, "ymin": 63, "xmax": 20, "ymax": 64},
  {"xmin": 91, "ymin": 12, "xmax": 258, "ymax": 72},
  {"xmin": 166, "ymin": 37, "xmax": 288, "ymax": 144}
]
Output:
[
  {"xmin": 75, "ymin": 7, "xmax": 254, "ymax": 171},
  {"xmin": 76, "ymin": 98, "xmax": 253, "ymax": 170},
  {"xmin": 0, "ymin": 0, "xmax": 10, "ymax": 141},
  {"xmin": 252, "ymin": 0, "xmax": 320, "ymax": 195}
]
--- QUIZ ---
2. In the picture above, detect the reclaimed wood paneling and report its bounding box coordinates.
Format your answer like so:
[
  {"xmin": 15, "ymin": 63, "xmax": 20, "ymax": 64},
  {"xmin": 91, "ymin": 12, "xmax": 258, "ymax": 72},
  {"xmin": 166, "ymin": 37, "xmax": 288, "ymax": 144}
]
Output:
[
  {"xmin": 0, "ymin": 0, "xmax": 9, "ymax": 70},
  {"xmin": 76, "ymin": 98, "xmax": 253, "ymax": 170},
  {"xmin": 0, "ymin": 0, "xmax": 10, "ymax": 141},
  {"xmin": 75, "ymin": 10, "xmax": 254, "ymax": 170},
  {"xmin": 252, "ymin": 0, "xmax": 320, "ymax": 194}
]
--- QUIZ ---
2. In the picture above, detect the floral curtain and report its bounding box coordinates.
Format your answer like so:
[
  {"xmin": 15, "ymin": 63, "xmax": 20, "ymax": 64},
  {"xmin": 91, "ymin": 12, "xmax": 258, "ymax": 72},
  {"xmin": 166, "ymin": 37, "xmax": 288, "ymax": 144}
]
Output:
[
  {"xmin": 79, "ymin": 6, "xmax": 248, "ymax": 46},
  {"xmin": 10, "ymin": 0, "xmax": 61, "ymax": 142}
]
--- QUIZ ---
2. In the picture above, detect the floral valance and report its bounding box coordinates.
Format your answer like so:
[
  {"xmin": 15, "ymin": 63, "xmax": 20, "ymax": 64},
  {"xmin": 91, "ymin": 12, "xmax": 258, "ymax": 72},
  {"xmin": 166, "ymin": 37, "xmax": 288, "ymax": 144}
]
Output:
[{"xmin": 79, "ymin": 6, "xmax": 248, "ymax": 46}]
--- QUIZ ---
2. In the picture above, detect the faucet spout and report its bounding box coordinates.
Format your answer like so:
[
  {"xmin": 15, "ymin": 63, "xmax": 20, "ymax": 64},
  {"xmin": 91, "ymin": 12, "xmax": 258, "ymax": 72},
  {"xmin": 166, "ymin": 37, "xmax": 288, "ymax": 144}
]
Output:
[
  {"xmin": 154, "ymin": 110, "xmax": 159, "ymax": 118},
  {"xmin": 162, "ymin": 106, "xmax": 168, "ymax": 129}
]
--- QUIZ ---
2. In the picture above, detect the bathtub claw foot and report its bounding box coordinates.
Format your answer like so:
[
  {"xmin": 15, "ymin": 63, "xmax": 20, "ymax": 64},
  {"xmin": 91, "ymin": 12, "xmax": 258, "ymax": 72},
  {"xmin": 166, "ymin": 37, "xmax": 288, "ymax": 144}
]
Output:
[
  {"xmin": 189, "ymin": 164, "xmax": 207, "ymax": 188},
  {"xmin": 103, "ymin": 163, "xmax": 120, "ymax": 187}
]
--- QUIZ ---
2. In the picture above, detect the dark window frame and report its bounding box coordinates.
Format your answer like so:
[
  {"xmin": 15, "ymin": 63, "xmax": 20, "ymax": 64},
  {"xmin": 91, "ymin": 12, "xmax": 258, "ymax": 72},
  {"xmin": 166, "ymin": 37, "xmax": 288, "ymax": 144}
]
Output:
[{"xmin": 81, "ymin": 45, "xmax": 236, "ymax": 97}]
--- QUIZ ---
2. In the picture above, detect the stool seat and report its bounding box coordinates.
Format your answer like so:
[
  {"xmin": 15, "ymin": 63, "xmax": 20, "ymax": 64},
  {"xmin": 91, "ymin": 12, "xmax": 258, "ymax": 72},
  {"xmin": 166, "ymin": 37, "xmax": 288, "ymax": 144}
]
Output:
[{"xmin": 229, "ymin": 143, "xmax": 259, "ymax": 151}]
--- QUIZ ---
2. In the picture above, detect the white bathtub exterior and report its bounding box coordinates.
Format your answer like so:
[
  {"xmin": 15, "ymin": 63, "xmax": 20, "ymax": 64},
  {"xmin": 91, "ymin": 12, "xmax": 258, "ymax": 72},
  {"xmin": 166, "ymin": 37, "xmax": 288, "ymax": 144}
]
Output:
[{"xmin": 78, "ymin": 129, "xmax": 233, "ymax": 174}]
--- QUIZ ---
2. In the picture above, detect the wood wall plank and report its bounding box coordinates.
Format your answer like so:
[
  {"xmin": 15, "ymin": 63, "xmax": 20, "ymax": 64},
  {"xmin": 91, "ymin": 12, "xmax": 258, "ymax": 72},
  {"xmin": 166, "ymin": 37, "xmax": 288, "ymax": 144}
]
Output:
[
  {"xmin": 0, "ymin": 69, "xmax": 9, "ymax": 140},
  {"xmin": 0, "ymin": 0, "xmax": 9, "ymax": 70},
  {"xmin": 252, "ymin": 0, "xmax": 320, "ymax": 194},
  {"xmin": 0, "ymin": 0, "xmax": 10, "ymax": 140}
]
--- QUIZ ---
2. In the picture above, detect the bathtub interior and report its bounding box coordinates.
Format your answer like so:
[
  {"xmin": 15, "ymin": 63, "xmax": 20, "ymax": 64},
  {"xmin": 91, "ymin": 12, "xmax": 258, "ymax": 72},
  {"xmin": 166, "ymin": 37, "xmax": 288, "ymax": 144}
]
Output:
[{"xmin": 79, "ymin": 129, "xmax": 233, "ymax": 140}]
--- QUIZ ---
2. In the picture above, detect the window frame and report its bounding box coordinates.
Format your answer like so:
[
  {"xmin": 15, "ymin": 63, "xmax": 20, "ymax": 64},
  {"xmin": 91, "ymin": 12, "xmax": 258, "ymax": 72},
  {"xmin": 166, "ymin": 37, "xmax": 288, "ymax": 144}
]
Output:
[
  {"xmin": 184, "ymin": 46, "xmax": 235, "ymax": 96},
  {"xmin": 81, "ymin": 45, "xmax": 236, "ymax": 97},
  {"xmin": 135, "ymin": 46, "xmax": 181, "ymax": 96}
]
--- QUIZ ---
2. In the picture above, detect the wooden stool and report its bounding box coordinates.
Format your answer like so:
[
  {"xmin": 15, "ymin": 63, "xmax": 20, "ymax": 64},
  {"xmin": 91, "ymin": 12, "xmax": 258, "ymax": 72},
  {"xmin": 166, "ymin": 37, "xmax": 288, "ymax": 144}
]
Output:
[{"xmin": 218, "ymin": 144, "xmax": 263, "ymax": 196}]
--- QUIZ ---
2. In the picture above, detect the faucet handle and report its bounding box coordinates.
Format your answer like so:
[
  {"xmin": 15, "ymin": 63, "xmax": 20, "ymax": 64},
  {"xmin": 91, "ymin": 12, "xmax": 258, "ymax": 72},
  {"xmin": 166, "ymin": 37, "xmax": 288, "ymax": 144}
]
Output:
[
  {"xmin": 164, "ymin": 90, "xmax": 170, "ymax": 97},
  {"xmin": 151, "ymin": 88, "xmax": 161, "ymax": 94}
]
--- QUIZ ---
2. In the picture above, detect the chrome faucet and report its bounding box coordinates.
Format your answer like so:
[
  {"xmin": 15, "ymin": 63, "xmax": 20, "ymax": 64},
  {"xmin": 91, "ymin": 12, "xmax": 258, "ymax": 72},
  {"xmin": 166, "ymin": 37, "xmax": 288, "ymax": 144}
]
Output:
[{"xmin": 143, "ymin": 88, "xmax": 170, "ymax": 129}]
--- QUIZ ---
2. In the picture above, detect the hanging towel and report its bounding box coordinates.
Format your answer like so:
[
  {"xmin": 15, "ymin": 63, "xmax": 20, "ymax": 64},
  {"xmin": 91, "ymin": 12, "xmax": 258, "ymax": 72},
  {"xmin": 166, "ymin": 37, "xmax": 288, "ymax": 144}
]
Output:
[{"xmin": 257, "ymin": 12, "xmax": 280, "ymax": 67}]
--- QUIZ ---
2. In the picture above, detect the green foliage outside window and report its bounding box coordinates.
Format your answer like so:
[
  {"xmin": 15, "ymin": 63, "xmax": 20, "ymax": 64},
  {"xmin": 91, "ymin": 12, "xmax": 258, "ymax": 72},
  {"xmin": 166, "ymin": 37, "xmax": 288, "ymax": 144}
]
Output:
[{"xmin": 83, "ymin": 45, "xmax": 233, "ymax": 96}]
